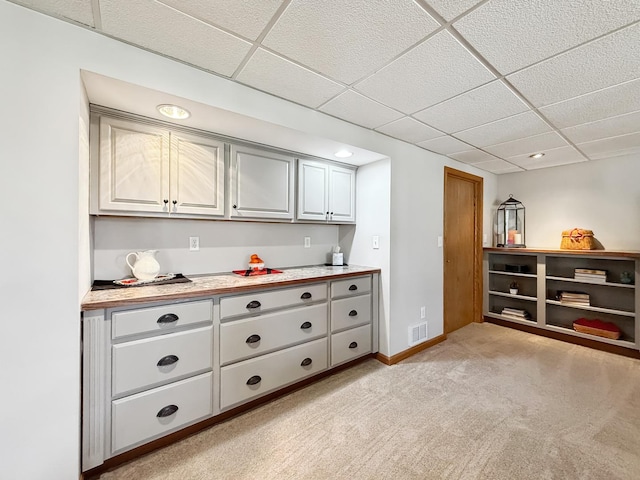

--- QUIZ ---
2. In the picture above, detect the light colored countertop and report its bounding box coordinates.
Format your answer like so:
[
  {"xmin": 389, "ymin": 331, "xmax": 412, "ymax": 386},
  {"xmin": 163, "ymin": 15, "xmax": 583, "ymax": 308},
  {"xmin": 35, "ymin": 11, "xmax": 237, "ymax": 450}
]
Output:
[{"xmin": 81, "ymin": 264, "xmax": 380, "ymax": 311}]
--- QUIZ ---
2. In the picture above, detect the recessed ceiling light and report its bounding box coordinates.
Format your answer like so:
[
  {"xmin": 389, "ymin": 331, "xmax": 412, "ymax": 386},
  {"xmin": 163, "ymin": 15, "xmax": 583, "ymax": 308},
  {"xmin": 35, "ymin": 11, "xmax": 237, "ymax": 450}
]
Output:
[
  {"xmin": 157, "ymin": 104, "xmax": 191, "ymax": 120},
  {"xmin": 529, "ymin": 152, "xmax": 545, "ymax": 159},
  {"xmin": 334, "ymin": 149, "xmax": 353, "ymax": 158}
]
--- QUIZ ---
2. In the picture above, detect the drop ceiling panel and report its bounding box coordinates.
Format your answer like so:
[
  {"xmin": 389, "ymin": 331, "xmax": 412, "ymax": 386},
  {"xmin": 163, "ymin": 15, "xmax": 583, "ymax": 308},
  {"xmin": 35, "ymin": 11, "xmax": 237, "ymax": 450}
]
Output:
[
  {"xmin": 262, "ymin": 0, "xmax": 439, "ymax": 84},
  {"xmin": 471, "ymin": 159, "xmax": 523, "ymax": 174},
  {"xmin": 427, "ymin": 0, "xmax": 485, "ymax": 21},
  {"xmin": 454, "ymin": 111, "xmax": 552, "ymax": 148},
  {"xmin": 506, "ymin": 146, "xmax": 587, "ymax": 170},
  {"xmin": 418, "ymin": 136, "xmax": 472, "ymax": 155},
  {"xmin": 448, "ymin": 149, "xmax": 499, "ymax": 165},
  {"xmin": 539, "ymin": 79, "xmax": 640, "ymax": 129},
  {"xmin": 100, "ymin": 0, "xmax": 252, "ymax": 77},
  {"xmin": 320, "ymin": 90, "xmax": 403, "ymax": 129},
  {"xmin": 484, "ymin": 132, "xmax": 569, "ymax": 159},
  {"xmin": 413, "ymin": 80, "xmax": 529, "ymax": 133},
  {"xmin": 375, "ymin": 117, "xmax": 443, "ymax": 144},
  {"xmin": 356, "ymin": 30, "xmax": 495, "ymax": 114},
  {"xmin": 507, "ymin": 23, "xmax": 640, "ymax": 107},
  {"xmin": 236, "ymin": 49, "xmax": 345, "ymax": 108},
  {"xmin": 453, "ymin": 0, "xmax": 640, "ymax": 75},
  {"xmin": 10, "ymin": 0, "xmax": 94, "ymax": 26},
  {"xmin": 577, "ymin": 132, "xmax": 640, "ymax": 160},
  {"xmin": 561, "ymin": 111, "xmax": 640, "ymax": 144},
  {"xmin": 159, "ymin": 0, "xmax": 284, "ymax": 41}
]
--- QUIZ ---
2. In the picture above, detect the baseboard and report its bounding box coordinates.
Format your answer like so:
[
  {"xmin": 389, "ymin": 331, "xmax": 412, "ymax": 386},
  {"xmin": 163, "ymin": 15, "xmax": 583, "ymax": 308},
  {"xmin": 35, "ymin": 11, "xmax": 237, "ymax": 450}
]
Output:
[
  {"xmin": 485, "ymin": 316, "xmax": 640, "ymax": 360},
  {"xmin": 375, "ymin": 334, "xmax": 447, "ymax": 365}
]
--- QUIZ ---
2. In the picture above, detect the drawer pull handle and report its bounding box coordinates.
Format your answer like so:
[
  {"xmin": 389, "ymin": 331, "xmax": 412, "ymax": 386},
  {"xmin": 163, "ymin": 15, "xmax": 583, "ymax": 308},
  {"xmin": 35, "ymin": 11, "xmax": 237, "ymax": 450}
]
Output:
[
  {"xmin": 157, "ymin": 313, "xmax": 179, "ymax": 324},
  {"xmin": 156, "ymin": 404, "xmax": 179, "ymax": 418},
  {"xmin": 300, "ymin": 321, "xmax": 312, "ymax": 330},
  {"xmin": 246, "ymin": 334, "xmax": 261, "ymax": 344},
  {"xmin": 246, "ymin": 300, "xmax": 261, "ymax": 309},
  {"xmin": 349, "ymin": 341, "xmax": 358, "ymax": 349},
  {"xmin": 348, "ymin": 310, "xmax": 358, "ymax": 317},
  {"xmin": 246, "ymin": 375, "xmax": 262, "ymax": 386},
  {"xmin": 156, "ymin": 355, "xmax": 179, "ymax": 367},
  {"xmin": 301, "ymin": 357, "xmax": 312, "ymax": 367},
  {"xmin": 348, "ymin": 284, "xmax": 358, "ymax": 291},
  {"xmin": 300, "ymin": 292, "xmax": 312, "ymax": 300}
]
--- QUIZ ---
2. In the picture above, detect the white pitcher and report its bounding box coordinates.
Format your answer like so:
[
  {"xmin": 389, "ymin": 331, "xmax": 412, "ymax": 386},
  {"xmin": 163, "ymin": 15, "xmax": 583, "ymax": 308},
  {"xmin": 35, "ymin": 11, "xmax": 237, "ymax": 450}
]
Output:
[{"xmin": 126, "ymin": 250, "xmax": 160, "ymax": 281}]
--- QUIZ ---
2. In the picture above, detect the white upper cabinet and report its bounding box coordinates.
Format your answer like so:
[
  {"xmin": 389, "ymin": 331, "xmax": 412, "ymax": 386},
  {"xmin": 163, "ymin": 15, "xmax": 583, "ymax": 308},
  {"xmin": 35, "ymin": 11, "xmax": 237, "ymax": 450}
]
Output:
[
  {"xmin": 229, "ymin": 144, "xmax": 295, "ymax": 221},
  {"xmin": 170, "ymin": 132, "xmax": 225, "ymax": 217},
  {"xmin": 297, "ymin": 159, "xmax": 356, "ymax": 223},
  {"xmin": 92, "ymin": 113, "xmax": 225, "ymax": 217}
]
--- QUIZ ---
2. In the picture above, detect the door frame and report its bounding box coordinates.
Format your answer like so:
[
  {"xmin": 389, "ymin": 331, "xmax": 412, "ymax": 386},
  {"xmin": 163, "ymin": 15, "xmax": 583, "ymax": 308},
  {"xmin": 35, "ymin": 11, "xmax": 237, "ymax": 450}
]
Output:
[{"xmin": 443, "ymin": 166, "xmax": 484, "ymax": 332}]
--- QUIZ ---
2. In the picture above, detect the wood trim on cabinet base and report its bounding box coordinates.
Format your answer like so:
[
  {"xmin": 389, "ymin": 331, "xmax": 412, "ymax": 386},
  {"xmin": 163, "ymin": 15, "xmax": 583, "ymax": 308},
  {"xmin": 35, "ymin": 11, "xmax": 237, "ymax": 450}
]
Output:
[
  {"xmin": 374, "ymin": 334, "xmax": 447, "ymax": 365},
  {"xmin": 485, "ymin": 316, "xmax": 640, "ymax": 360},
  {"xmin": 82, "ymin": 354, "xmax": 374, "ymax": 480}
]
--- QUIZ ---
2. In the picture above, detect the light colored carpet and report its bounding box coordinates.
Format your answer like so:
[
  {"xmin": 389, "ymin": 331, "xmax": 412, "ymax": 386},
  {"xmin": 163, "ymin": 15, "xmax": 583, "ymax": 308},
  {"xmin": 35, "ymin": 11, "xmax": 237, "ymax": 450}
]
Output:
[{"xmin": 100, "ymin": 323, "xmax": 640, "ymax": 479}]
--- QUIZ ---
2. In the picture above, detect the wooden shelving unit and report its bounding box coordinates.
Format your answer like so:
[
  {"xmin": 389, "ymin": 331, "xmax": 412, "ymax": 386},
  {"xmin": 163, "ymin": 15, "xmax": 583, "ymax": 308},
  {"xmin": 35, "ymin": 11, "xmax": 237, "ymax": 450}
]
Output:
[{"xmin": 483, "ymin": 248, "xmax": 640, "ymax": 354}]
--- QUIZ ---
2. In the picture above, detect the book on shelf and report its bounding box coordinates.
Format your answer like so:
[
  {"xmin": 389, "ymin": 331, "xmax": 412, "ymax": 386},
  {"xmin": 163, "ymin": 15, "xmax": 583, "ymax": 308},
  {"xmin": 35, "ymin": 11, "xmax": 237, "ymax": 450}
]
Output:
[
  {"xmin": 574, "ymin": 268, "xmax": 607, "ymax": 283},
  {"xmin": 500, "ymin": 307, "xmax": 531, "ymax": 320},
  {"xmin": 557, "ymin": 290, "xmax": 590, "ymax": 306}
]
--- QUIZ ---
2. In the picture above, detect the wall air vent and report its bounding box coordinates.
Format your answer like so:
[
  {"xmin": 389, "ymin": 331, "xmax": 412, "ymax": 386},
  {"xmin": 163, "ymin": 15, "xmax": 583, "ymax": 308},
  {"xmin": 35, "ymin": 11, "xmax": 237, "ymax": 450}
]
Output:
[{"xmin": 408, "ymin": 321, "xmax": 428, "ymax": 347}]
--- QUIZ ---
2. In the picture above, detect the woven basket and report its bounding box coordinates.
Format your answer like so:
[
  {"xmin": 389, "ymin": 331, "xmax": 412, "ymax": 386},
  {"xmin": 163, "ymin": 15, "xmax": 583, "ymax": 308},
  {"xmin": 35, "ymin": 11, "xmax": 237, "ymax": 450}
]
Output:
[{"xmin": 561, "ymin": 228, "xmax": 596, "ymax": 250}]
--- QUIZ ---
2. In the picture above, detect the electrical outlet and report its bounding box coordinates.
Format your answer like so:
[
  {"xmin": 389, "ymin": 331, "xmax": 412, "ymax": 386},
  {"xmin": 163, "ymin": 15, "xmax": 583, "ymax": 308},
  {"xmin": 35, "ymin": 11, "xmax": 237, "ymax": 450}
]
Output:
[
  {"xmin": 437, "ymin": 236, "xmax": 443, "ymax": 247},
  {"xmin": 189, "ymin": 236, "xmax": 200, "ymax": 251},
  {"xmin": 420, "ymin": 306, "xmax": 426, "ymax": 319},
  {"xmin": 304, "ymin": 236, "xmax": 311, "ymax": 248},
  {"xmin": 483, "ymin": 234, "xmax": 488, "ymax": 245},
  {"xmin": 372, "ymin": 235, "xmax": 379, "ymax": 249}
]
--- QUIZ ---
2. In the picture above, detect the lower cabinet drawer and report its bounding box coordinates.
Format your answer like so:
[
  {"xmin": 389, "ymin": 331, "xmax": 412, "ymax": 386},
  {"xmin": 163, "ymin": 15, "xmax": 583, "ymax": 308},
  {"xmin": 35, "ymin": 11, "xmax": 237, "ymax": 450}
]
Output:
[
  {"xmin": 331, "ymin": 324, "xmax": 372, "ymax": 366},
  {"xmin": 220, "ymin": 303, "xmax": 327, "ymax": 365},
  {"xmin": 220, "ymin": 284, "xmax": 327, "ymax": 319},
  {"xmin": 111, "ymin": 372, "xmax": 213, "ymax": 453},
  {"xmin": 112, "ymin": 326, "xmax": 213, "ymax": 396},
  {"xmin": 220, "ymin": 338, "xmax": 328, "ymax": 410},
  {"xmin": 331, "ymin": 294, "xmax": 371, "ymax": 332}
]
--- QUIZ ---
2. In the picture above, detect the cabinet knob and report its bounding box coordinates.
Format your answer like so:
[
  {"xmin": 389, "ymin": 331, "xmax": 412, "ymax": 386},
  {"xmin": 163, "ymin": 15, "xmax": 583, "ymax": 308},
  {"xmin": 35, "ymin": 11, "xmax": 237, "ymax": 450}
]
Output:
[
  {"xmin": 156, "ymin": 404, "xmax": 179, "ymax": 418},
  {"xmin": 172, "ymin": 200, "xmax": 177, "ymax": 205},
  {"xmin": 163, "ymin": 199, "xmax": 169, "ymax": 205},
  {"xmin": 348, "ymin": 341, "xmax": 358, "ymax": 349},
  {"xmin": 246, "ymin": 334, "xmax": 261, "ymax": 344},
  {"xmin": 157, "ymin": 313, "xmax": 179, "ymax": 324},
  {"xmin": 246, "ymin": 300, "xmax": 261, "ymax": 309},
  {"xmin": 348, "ymin": 285, "xmax": 358, "ymax": 291},
  {"xmin": 246, "ymin": 375, "xmax": 262, "ymax": 386},
  {"xmin": 300, "ymin": 321, "xmax": 312, "ymax": 330},
  {"xmin": 348, "ymin": 310, "xmax": 358, "ymax": 317},
  {"xmin": 156, "ymin": 354, "xmax": 179, "ymax": 367},
  {"xmin": 300, "ymin": 292, "xmax": 312, "ymax": 300},
  {"xmin": 300, "ymin": 357, "xmax": 312, "ymax": 367},
  {"xmin": 233, "ymin": 204, "xmax": 237, "ymax": 209}
]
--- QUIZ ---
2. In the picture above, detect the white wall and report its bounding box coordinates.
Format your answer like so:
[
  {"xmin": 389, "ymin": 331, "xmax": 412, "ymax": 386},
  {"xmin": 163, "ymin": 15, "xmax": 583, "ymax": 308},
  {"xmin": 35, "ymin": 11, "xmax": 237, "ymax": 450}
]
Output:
[
  {"xmin": 0, "ymin": 3, "xmax": 498, "ymax": 477},
  {"xmin": 94, "ymin": 217, "xmax": 339, "ymax": 279},
  {"xmin": 498, "ymin": 154, "xmax": 640, "ymax": 250},
  {"xmin": 1, "ymin": 4, "xmax": 81, "ymax": 479},
  {"xmin": 340, "ymin": 159, "xmax": 392, "ymax": 355}
]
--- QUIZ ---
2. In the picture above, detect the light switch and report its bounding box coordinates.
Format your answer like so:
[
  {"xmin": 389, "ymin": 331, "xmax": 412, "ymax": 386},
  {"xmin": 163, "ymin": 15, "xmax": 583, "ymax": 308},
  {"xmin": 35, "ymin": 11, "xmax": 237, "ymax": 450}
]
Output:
[
  {"xmin": 437, "ymin": 236, "xmax": 443, "ymax": 247},
  {"xmin": 372, "ymin": 236, "xmax": 379, "ymax": 249}
]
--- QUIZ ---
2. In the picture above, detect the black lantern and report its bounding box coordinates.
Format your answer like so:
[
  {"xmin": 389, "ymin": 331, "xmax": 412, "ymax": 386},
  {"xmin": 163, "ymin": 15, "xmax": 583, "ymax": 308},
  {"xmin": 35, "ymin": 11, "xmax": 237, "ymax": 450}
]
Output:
[{"xmin": 496, "ymin": 194, "xmax": 526, "ymax": 248}]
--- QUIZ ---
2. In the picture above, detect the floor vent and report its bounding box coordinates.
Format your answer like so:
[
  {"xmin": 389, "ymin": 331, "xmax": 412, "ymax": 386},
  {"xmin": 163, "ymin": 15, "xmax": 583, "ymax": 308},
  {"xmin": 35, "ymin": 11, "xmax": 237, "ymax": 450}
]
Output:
[{"xmin": 408, "ymin": 322, "xmax": 428, "ymax": 347}]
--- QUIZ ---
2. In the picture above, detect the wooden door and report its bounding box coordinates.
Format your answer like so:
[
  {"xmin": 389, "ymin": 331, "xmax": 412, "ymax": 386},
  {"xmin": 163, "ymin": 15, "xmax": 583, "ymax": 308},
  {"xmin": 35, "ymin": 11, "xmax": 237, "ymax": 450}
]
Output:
[
  {"xmin": 170, "ymin": 132, "xmax": 225, "ymax": 217},
  {"xmin": 229, "ymin": 145, "xmax": 295, "ymax": 220},
  {"xmin": 443, "ymin": 167, "xmax": 483, "ymax": 334}
]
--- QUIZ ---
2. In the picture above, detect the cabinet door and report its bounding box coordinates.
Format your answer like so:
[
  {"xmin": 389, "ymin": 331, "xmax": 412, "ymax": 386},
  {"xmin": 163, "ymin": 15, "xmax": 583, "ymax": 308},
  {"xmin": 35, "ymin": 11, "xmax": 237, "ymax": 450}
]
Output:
[
  {"xmin": 98, "ymin": 116, "xmax": 170, "ymax": 213},
  {"xmin": 229, "ymin": 145, "xmax": 295, "ymax": 220},
  {"xmin": 170, "ymin": 133, "xmax": 225, "ymax": 216},
  {"xmin": 297, "ymin": 159, "xmax": 328, "ymax": 221},
  {"xmin": 328, "ymin": 165, "xmax": 356, "ymax": 223}
]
